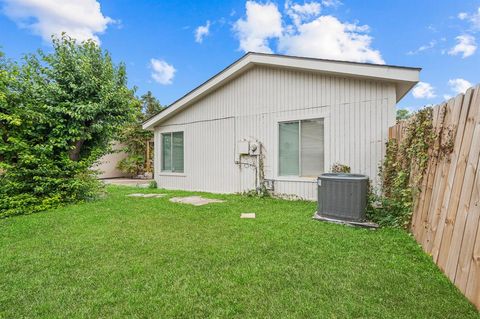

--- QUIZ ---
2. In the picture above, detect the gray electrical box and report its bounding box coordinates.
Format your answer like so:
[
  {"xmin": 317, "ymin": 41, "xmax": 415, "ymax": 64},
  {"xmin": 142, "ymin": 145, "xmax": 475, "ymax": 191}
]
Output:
[{"xmin": 317, "ymin": 173, "xmax": 369, "ymax": 222}]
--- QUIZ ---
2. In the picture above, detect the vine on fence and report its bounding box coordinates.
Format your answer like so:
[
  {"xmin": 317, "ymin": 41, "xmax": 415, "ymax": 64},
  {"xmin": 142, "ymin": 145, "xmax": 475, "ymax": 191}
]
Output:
[{"xmin": 368, "ymin": 107, "xmax": 437, "ymax": 228}]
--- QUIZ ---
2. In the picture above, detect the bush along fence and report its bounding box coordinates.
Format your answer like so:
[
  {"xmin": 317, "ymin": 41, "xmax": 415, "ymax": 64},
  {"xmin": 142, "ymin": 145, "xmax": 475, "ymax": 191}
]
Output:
[{"xmin": 388, "ymin": 85, "xmax": 480, "ymax": 309}]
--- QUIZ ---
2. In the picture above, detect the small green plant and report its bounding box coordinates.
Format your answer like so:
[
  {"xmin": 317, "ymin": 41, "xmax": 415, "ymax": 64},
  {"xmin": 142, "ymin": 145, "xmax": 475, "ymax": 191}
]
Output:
[
  {"xmin": 117, "ymin": 155, "xmax": 145, "ymax": 178},
  {"xmin": 369, "ymin": 106, "xmax": 436, "ymax": 228},
  {"xmin": 331, "ymin": 163, "xmax": 351, "ymax": 173},
  {"xmin": 242, "ymin": 187, "xmax": 271, "ymax": 198},
  {"xmin": 148, "ymin": 180, "xmax": 157, "ymax": 189}
]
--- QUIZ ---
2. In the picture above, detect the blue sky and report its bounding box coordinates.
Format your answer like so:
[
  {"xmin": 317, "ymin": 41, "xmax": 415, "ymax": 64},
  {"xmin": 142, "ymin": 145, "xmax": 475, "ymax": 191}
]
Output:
[{"xmin": 1, "ymin": 0, "xmax": 479, "ymax": 111}]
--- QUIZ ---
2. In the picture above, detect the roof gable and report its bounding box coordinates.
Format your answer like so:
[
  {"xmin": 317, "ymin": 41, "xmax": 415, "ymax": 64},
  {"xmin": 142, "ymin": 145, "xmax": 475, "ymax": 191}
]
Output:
[{"xmin": 143, "ymin": 52, "xmax": 420, "ymax": 130}]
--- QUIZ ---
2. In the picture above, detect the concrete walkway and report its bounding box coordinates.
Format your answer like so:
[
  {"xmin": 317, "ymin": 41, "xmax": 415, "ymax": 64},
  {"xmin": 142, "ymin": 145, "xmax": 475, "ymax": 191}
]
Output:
[{"xmin": 101, "ymin": 178, "xmax": 153, "ymax": 187}]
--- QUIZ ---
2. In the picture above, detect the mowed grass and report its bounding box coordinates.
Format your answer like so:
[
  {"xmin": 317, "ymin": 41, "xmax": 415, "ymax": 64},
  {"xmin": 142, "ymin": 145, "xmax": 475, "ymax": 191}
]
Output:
[{"xmin": 0, "ymin": 186, "xmax": 478, "ymax": 318}]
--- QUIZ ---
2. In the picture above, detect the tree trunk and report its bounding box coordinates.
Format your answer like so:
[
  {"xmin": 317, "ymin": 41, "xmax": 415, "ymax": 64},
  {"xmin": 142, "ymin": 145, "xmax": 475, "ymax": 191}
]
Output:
[{"xmin": 69, "ymin": 139, "xmax": 85, "ymax": 161}]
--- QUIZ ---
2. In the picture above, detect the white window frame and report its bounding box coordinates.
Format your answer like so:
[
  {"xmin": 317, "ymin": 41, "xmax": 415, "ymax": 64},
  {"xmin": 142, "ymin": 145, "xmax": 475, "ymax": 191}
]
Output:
[
  {"xmin": 161, "ymin": 131, "xmax": 184, "ymax": 173},
  {"xmin": 276, "ymin": 116, "xmax": 327, "ymax": 180}
]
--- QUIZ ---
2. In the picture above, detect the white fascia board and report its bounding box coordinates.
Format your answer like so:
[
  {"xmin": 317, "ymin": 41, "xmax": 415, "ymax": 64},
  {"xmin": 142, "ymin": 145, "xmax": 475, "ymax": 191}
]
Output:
[
  {"xmin": 250, "ymin": 54, "xmax": 419, "ymax": 83},
  {"xmin": 143, "ymin": 53, "xmax": 420, "ymax": 130}
]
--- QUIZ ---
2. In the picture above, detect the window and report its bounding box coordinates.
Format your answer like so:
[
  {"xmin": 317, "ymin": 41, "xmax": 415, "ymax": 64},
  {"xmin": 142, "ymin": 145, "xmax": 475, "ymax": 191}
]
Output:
[
  {"xmin": 162, "ymin": 132, "xmax": 184, "ymax": 173},
  {"xmin": 279, "ymin": 119, "xmax": 324, "ymax": 177}
]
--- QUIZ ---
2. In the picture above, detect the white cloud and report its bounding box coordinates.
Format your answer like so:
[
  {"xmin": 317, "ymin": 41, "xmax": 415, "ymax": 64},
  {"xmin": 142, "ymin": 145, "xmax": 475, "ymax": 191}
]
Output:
[
  {"xmin": 233, "ymin": 1, "xmax": 383, "ymax": 63},
  {"xmin": 471, "ymin": 8, "xmax": 480, "ymax": 30},
  {"xmin": 458, "ymin": 7, "xmax": 480, "ymax": 30},
  {"xmin": 150, "ymin": 59, "xmax": 176, "ymax": 85},
  {"xmin": 195, "ymin": 20, "xmax": 211, "ymax": 43},
  {"xmin": 443, "ymin": 94, "xmax": 452, "ymax": 100},
  {"xmin": 448, "ymin": 78, "xmax": 473, "ymax": 94},
  {"xmin": 285, "ymin": 1, "xmax": 321, "ymax": 26},
  {"xmin": 290, "ymin": 2, "xmax": 321, "ymax": 15},
  {"xmin": 279, "ymin": 15, "xmax": 384, "ymax": 64},
  {"xmin": 233, "ymin": 1, "xmax": 282, "ymax": 53},
  {"xmin": 407, "ymin": 40, "xmax": 436, "ymax": 55},
  {"xmin": 321, "ymin": 0, "xmax": 342, "ymax": 7},
  {"xmin": 448, "ymin": 34, "xmax": 477, "ymax": 58},
  {"xmin": 412, "ymin": 82, "xmax": 436, "ymax": 99},
  {"xmin": 2, "ymin": 0, "xmax": 114, "ymax": 44},
  {"xmin": 458, "ymin": 12, "xmax": 468, "ymax": 20}
]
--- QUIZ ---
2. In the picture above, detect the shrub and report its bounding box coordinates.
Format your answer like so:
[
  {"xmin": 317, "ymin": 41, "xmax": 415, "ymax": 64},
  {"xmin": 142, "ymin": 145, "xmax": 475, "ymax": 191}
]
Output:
[
  {"xmin": 117, "ymin": 155, "xmax": 145, "ymax": 178},
  {"xmin": 331, "ymin": 163, "xmax": 351, "ymax": 173},
  {"xmin": 148, "ymin": 180, "xmax": 157, "ymax": 189},
  {"xmin": 0, "ymin": 35, "xmax": 137, "ymax": 218}
]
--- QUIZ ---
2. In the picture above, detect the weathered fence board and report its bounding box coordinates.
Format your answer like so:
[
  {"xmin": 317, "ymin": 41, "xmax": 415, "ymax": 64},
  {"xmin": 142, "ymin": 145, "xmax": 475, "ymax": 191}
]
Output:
[
  {"xmin": 423, "ymin": 98, "xmax": 461, "ymax": 251},
  {"xmin": 456, "ymin": 155, "xmax": 480, "ymax": 291},
  {"xmin": 430, "ymin": 94, "xmax": 466, "ymax": 260},
  {"xmin": 389, "ymin": 85, "xmax": 480, "ymax": 310},
  {"xmin": 438, "ymin": 88, "xmax": 479, "ymax": 273},
  {"xmin": 466, "ymin": 218, "xmax": 480, "ymax": 306}
]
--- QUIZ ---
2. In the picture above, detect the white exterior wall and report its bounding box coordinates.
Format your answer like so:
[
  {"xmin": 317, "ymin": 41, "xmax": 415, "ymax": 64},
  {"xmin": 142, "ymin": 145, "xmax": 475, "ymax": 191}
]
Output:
[
  {"xmin": 153, "ymin": 65, "xmax": 396, "ymax": 200},
  {"xmin": 94, "ymin": 142, "xmax": 129, "ymax": 179}
]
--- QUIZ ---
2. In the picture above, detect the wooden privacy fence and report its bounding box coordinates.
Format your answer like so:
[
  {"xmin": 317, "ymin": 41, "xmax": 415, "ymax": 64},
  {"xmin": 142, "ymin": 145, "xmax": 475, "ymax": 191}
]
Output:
[{"xmin": 389, "ymin": 85, "xmax": 480, "ymax": 309}]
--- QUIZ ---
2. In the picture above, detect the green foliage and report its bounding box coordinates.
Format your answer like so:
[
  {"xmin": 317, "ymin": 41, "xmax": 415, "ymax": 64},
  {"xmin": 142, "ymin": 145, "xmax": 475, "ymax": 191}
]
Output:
[
  {"xmin": 396, "ymin": 109, "xmax": 411, "ymax": 122},
  {"xmin": 148, "ymin": 180, "xmax": 157, "ymax": 189},
  {"xmin": 331, "ymin": 162, "xmax": 351, "ymax": 173},
  {"xmin": 141, "ymin": 90, "xmax": 164, "ymax": 119},
  {"xmin": 116, "ymin": 91, "xmax": 163, "ymax": 176},
  {"xmin": 0, "ymin": 35, "xmax": 137, "ymax": 217},
  {"xmin": 0, "ymin": 170, "xmax": 104, "ymax": 218},
  {"xmin": 242, "ymin": 187, "xmax": 271, "ymax": 198},
  {"xmin": 117, "ymin": 155, "xmax": 145, "ymax": 177},
  {"xmin": 368, "ymin": 107, "xmax": 435, "ymax": 228},
  {"xmin": 116, "ymin": 119, "xmax": 151, "ymax": 176}
]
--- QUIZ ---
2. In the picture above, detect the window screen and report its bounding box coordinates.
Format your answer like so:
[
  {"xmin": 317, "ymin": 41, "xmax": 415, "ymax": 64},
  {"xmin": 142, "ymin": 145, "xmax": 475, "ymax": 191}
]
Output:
[
  {"xmin": 301, "ymin": 119, "xmax": 324, "ymax": 177},
  {"xmin": 172, "ymin": 132, "xmax": 184, "ymax": 173},
  {"xmin": 279, "ymin": 119, "xmax": 324, "ymax": 177},
  {"xmin": 279, "ymin": 122, "xmax": 299, "ymax": 176},
  {"xmin": 162, "ymin": 132, "xmax": 184, "ymax": 173},
  {"xmin": 162, "ymin": 133, "xmax": 172, "ymax": 171}
]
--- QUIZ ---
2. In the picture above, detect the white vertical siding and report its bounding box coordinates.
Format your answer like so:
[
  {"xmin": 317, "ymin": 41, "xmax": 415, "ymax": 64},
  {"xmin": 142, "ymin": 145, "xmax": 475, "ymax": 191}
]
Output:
[{"xmin": 153, "ymin": 66, "xmax": 396, "ymax": 200}]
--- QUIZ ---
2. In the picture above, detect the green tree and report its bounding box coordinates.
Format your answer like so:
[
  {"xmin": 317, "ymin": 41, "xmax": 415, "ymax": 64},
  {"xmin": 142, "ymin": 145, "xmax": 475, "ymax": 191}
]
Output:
[
  {"xmin": 117, "ymin": 92, "xmax": 164, "ymax": 177},
  {"xmin": 0, "ymin": 51, "xmax": 20, "ymax": 164},
  {"xmin": 141, "ymin": 91, "xmax": 163, "ymax": 119},
  {"xmin": 396, "ymin": 109, "xmax": 411, "ymax": 122},
  {"xmin": 0, "ymin": 35, "xmax": 138, "ymax": 217}
]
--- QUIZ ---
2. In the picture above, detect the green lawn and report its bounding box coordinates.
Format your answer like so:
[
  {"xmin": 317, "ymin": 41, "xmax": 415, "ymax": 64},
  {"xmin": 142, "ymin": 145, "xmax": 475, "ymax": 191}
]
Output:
[{"xmin": 0, "ymin": 186, "xmax": 478, "ymax": 318}]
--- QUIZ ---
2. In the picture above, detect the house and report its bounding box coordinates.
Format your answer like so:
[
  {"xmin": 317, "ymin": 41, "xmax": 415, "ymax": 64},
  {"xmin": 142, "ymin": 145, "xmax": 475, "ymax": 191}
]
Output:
[{"xmin": 143, "ymin": 53, "xmax": 420, "ymax": 200}]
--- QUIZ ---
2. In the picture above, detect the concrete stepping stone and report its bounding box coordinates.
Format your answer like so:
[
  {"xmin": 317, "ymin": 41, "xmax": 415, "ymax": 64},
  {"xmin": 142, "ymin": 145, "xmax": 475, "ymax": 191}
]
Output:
[
  {"xmin": 127, "ymin": 193, "xmax": 166, "ymax": 198},
  {"xmin": 169, "ymin": 196, "xmax": 225, "ymax": 206},
  {"xmin": 142, "ymin": 194, "xmax": 164, "ymax": 198},
  {"xmin": 241, "ymin": 213, "xmax": 256, "ymax": 219}
]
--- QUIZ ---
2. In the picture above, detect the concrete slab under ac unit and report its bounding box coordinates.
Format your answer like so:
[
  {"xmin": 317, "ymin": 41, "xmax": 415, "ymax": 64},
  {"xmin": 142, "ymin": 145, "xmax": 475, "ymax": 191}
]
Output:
[{"xmin": 313, "ymin": 212, "xmax": 379, "ymax": 229}]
